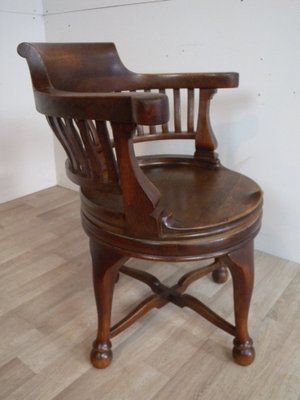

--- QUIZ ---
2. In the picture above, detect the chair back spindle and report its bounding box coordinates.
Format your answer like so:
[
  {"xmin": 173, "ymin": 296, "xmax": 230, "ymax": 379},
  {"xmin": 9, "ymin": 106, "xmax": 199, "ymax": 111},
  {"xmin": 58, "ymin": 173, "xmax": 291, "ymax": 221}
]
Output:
[{"xmin": 47, "ymin": 116, "xmax": 120, "ymax": 191}]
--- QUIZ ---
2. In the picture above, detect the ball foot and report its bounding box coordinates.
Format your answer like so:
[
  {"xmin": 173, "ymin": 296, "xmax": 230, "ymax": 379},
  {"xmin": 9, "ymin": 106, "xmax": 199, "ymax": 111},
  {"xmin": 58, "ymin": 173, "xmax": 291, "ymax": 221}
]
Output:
[
  {"xmin": 212, "ymin": 265, "xmax": 228, "ymax": 284},
  {"xmin": 232, "ymin": 338, "xmax": 255, "ymax": 366},
  {"xmin": 90, "ymin": 341, "xmax": 112, "ymax": 369}
]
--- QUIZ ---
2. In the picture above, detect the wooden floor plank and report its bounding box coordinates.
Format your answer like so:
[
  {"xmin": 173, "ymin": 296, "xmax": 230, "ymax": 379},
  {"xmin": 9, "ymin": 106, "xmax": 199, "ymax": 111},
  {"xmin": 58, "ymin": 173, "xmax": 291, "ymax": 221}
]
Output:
[
  {"xmin": 4, "ymin": 339, "xmax": 91, "ymax": 400},
  {"xmin": 0, "ymin": 358, "xmax": 35, "ymax": 400}
]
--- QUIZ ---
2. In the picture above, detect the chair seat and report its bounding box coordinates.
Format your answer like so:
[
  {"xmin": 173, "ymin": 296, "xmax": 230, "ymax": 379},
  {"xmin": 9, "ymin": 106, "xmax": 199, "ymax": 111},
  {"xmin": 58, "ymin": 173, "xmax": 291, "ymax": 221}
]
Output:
[
  {"xmin": 141, "ymin": 156, "xmax": 263, "ymax": 235},
  {"xmin": 81, "ymin": 156, "xmax": 262, "ymax": 260}
]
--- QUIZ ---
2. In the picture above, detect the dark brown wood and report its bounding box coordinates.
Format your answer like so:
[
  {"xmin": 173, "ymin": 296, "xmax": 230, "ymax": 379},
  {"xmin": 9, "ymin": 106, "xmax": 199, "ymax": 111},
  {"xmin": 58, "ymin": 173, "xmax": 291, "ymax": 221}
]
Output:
[
  {"xmin": 18, "ymin": 42, "xmax": 262, "ymax": 369},
  {"xmin": 89, "ymin": 240, "xmax": 128, "ymax": 368},
  {"xmin": 187, "ymin": 88, "xmax": 195, "ymax": 132},
  {"xmin": 110, "ymin": 294, "xmax": 166, "ymax": 338},
  {"xmin": 173, "ymin": 89, "xmax": 181, "ymax": 132},
  {"xmin": 178, "ymin": 294, "xmax": 236, "ymax": 336},
  {"xmin": 222, "ymin": 240, "xmax": 256, "ymax": 366},
  {"xmin": 212, "ymin": 258, "xmax": 229, "ymax": 284},
  {"xmin": 159, "ymin": 88, "xmax": 169, "ymax": 133},
  {"xmin": 117, "ymin": 260, "xmax": 236, "ymax": 336},
  {"xmin": 177, "ymin": 260, "xmax": 220, "ymax": 289},
  {"xmin": 111, "ymin": 123, "xmax": 165, "ymax": 237},
  {"xmin": 195, "ymin": 88, "xmax": 219, "ymax": 165}
]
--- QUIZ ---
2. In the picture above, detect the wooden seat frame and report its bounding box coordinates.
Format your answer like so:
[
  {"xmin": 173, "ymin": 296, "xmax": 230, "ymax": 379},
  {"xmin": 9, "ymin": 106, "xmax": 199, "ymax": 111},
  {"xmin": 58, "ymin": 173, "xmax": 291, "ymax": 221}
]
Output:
[{"xmin": 18, "ymin": 42, "xmax": 263, "ymax": 369}]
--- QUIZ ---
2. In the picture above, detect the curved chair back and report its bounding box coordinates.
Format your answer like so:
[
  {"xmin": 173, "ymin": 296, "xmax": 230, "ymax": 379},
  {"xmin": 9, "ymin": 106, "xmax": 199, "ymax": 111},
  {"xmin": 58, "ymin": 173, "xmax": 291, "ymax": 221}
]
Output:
[{"xmin": 18, "ymin": 42, "xmax": 239, "ymax": 237}]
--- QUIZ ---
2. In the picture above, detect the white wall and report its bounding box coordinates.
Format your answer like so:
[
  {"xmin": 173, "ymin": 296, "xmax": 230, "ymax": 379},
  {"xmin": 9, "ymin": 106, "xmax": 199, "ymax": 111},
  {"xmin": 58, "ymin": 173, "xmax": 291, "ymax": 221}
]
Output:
[
  {"xmin": 0, "ymin": 0, "xmax": 56, "ymax": 203},
  {"xmin": 42, "ymin": 0, "xmax": 300, "ymax": 263}
]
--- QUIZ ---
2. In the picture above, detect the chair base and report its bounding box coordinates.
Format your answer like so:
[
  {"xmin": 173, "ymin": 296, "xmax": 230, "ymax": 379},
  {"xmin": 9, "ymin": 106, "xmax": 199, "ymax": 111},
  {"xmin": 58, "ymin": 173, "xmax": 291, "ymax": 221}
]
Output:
[{"xmin": 89, "ymin": 239, "xmax": 256, "ymax": 369}]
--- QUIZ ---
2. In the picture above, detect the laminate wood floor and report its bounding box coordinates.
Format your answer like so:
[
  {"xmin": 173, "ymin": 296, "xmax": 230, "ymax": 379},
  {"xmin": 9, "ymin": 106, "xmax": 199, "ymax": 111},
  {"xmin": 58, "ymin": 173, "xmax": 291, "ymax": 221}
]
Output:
[{"xmin": 0, "ymin": 186, "xmax": 299, "ymax": 400}]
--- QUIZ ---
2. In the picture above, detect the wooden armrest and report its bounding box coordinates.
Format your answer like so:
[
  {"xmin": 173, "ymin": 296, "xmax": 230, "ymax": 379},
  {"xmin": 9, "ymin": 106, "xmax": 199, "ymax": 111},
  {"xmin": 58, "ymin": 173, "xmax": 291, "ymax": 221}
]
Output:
[
  {"xmin": 135, "ymin": 72, "xmax": 239, "ymax": 90},
  {"xmin": 111, "ymin": 122, "xmax": 165, "ymax": 238},
  {"xmin": 33, "ymin": 89, "xmax": 169, "ymax": 125}
]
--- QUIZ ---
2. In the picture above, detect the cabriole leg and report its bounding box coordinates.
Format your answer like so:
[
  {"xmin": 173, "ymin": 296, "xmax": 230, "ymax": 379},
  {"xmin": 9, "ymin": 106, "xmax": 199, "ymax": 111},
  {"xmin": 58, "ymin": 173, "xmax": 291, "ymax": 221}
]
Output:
[
  {"xmin": 225, "ymin": 240, "xmax": 255, "ymax": 366},
  {"xmin": 89, "ymin": 240, "xmax": 127, "ymax": 368}
]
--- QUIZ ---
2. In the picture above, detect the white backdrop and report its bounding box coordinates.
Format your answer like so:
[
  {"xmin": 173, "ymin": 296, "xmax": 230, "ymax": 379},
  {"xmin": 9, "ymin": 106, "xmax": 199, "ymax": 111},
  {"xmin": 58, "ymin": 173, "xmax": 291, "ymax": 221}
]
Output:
[{"xmin": 0, "ymin": 0, "xmax": 56, "ymax": 203}]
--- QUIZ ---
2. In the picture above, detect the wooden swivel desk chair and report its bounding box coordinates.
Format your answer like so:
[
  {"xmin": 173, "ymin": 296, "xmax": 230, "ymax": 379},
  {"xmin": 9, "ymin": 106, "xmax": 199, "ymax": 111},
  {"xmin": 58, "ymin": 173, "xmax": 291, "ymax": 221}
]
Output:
[{"xmin": 18, "ymin": 42, "xmax": 263, "ymax": 369}]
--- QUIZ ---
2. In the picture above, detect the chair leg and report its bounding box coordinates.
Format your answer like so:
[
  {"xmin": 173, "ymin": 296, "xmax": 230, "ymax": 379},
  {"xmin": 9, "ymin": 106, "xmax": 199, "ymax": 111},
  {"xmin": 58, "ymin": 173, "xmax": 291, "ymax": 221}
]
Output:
[
  {"xmin": 212, "ymin": 259, "xmax": 228, "ymax": 284},
  {"xmin": 89, "ymin": 239, "xmax": 127, "ymax": 369},
  {"xmin": 225, "ymin": 240, "xmax": 255, "ymax": 366}
]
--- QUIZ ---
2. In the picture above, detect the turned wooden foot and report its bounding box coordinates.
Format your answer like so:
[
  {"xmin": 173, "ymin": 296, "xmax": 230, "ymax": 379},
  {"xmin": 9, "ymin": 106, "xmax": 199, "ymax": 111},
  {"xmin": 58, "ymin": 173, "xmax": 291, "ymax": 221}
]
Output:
[
  {"xmin": 212, "ymin": 260, "xmax": 228, "ymax": 284},
  {"xmin": 90, "ymin": 240, "xmax": 127, "ymax": 369},
  {"xmin": 232, "ymin": 338, "xmax": 255, "ymax": 366},
  {"xmin": 224, "ymin": 240, "xmax": 255, "ymax": 366},
  {"xmin": 91, "ymin": 340, "xmax": 113, "ymax": 369}
]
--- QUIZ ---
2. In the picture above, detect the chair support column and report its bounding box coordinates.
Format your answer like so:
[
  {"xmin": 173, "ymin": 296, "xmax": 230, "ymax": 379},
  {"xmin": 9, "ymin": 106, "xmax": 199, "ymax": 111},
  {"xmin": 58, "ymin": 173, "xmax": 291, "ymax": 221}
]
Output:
[
  {"xmin": 224, "ymin": 240, "xmax": 255, "ymax": 366},
  {"xmin": 90, "ymin": 240, "xmax": 127, "ymax": 368},
  {"xmin": 194, "ymin": 88, "xmax": 220, "ymax": 165}
]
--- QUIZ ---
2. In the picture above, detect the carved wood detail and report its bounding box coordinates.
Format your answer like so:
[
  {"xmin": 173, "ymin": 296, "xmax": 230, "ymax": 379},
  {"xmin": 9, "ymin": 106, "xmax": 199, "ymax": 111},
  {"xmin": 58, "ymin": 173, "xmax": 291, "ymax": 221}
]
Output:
[
  {"xmin": 194, "ymin": 88, "xmax": 220, "ymax": 165},
  {"xmin": 112, "ymin": 260, "xmax": 236, "ymax": 338}
]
